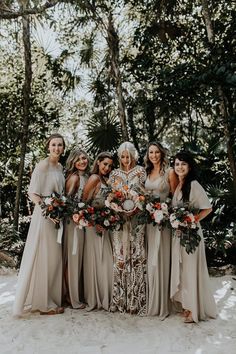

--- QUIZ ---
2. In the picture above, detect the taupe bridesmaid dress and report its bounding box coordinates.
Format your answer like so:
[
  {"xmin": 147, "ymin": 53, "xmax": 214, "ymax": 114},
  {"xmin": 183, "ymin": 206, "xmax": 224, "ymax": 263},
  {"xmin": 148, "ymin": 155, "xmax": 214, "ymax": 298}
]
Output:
[
  {"xmin": 170, "ymin": 180, "xmax": 217, "ymax": 322},
  {"xmin": 63, "ymin": 174, "xmax": 88, "ymax": 308},
  {"xmin": 145, "ymin": 168, "xmax": 171, "ymax": 319},
  {"xmin": 83, "ymin": 182, "xmax": 113, "ymax": 311},
  {"xmin": 13, "ymin": 158, "xmax": 65, "ymax": 316}
]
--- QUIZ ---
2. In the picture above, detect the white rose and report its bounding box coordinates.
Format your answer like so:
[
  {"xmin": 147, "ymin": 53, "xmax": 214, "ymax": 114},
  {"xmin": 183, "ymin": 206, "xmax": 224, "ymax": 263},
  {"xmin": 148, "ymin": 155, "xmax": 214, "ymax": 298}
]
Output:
[
  {"xmin": 79, "ymin": 219, "xmax": 89, "ymax": 227},
  {"xmin": 171, "ymin": 220, "xmax": 180, "ymax": 228},
  {"xmin": 105, "ymin": 200, "xmax": 110, "ymax": 208},
  {"xmin": 78, "ymin": 202, "xmax": 85, "ymax": 208},
  {"xmin": 191, "ymin": 223, "xmax": 197, "ymax": 229},
  {"xmin": 161, "ymin": 203, "xmax": 168, "ymax": 211},
  {"xmin": 154, "ymin": 210, "xmax": 164, "ymax": 224},
  {"xmin": 44, "ymin": 197, "xmax": 53, "ymax": 205},
  {"xmin": 104, "ymin": 220, "xmax": 110, "ymax": 227}
]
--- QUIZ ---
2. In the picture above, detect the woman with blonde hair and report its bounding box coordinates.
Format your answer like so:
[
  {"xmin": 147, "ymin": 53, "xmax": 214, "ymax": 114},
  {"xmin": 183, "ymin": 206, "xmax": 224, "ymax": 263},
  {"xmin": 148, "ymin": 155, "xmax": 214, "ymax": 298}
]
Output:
[
  {"xmin": 63, "ymin": 148, "xmax": 90, "ymax": 308},
  {"xmin": 109, "ymin": 142, "xmax": 147, "ymax": 315},
  {"xmin": 83, "ymin": 152, "xmax": 114, "ymax": 311}
]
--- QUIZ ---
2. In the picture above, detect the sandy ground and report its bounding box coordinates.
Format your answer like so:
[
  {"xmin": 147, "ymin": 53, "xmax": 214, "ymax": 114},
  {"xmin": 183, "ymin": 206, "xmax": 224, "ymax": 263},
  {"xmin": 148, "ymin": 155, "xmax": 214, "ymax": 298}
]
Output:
[{"xmin": 0, "ymin": 271, "xmax": 236, "ymax": 354}]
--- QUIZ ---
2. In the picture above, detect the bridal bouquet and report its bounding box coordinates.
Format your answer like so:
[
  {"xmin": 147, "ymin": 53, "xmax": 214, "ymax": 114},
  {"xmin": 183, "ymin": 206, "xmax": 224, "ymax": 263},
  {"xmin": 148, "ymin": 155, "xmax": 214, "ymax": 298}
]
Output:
[
  {"xmin": 169, "ymin": 205, "xmax": 200, "ymax": 254},
  {"xmin": 40, "ymin": 192, "xmax": 70, "ymax": 229},
  {"xmin": 72, "ymin": 202, "xmax": 95, "ymax": 228},
  {"xmin": 105, "ymin": 184, "xmax": 145, "ymax": 214},
  {"xmin": 137, "ymin": 193, "xmax": 171, "ymax": 229},
  {"xmin": 72, "ymin": 202, "xmax": 124, "ymax": 236},
  {"xmin": 92, "ymin": 206, "xmax": 124, "ymax": 236}
]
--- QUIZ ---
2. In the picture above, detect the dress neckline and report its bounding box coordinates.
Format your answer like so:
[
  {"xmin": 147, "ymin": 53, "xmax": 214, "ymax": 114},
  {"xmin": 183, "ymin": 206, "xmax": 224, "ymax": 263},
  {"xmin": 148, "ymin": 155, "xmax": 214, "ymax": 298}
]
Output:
[{"xmin": 119, "ymin": 166, "xmax": 140, "ymax": 174}]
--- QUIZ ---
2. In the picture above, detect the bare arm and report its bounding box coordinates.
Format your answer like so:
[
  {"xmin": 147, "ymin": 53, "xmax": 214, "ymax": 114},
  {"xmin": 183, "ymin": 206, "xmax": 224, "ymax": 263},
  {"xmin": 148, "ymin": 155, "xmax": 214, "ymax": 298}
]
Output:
[
  {"xmin": 82, "ymin": 174, "xmax": 100, "ymax": 202},
  {"xmin": 28, "ymin": 193, "xmax": 42, "ymax": 205},
  {"xmin": 195, "ymin": 208, "xmax": 212, "ymax": 222},
  {"xmin": 168, "ymin": 168, "xmax": 179, "ymax": 195},
  {"xmin": 65, "ymin": 174, "xmax": 79, "ymax": 196}
]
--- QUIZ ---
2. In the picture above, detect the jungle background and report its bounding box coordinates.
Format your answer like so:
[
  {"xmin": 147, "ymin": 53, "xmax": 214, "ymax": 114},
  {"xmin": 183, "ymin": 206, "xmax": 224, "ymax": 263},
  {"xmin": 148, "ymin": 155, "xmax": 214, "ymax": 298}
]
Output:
[{"xmin": 0, "ymin": 0, "xmax": 235, "ymax": 270}]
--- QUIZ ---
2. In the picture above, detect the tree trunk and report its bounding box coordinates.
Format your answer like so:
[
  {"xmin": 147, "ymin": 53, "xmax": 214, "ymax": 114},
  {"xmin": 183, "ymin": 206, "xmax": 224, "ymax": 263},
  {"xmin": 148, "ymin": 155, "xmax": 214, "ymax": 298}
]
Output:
[
  {"xmin": 107, "ymin": 13, "xmax": 129, "ymax": 141},
  {"xmin": 13, "ymin": 1, "xmax": 32, "ymax": 230},
  {"xmin": 201, "ymin": 0, "xmax": 236, "ymax": 197}
]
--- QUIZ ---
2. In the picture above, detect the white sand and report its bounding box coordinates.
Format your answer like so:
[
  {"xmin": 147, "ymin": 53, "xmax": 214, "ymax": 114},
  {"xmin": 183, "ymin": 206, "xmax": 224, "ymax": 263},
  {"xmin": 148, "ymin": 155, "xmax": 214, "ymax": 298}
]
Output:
[{"xmin": 0, "ymin": 271, "xmax": 236, "ymax": 354}]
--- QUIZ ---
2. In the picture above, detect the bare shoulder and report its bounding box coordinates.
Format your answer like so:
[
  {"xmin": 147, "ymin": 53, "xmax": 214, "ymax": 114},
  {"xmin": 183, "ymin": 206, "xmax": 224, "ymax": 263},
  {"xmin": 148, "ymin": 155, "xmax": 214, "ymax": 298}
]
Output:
[
  {"xmin": 66, "ymin": 173, "xmax": 79, "ymax": 184},
  {"xmin": 86, "ymin": 174, "xmax": 100, "ymax": 187},
  {"xmin": 168, "ymin": 167, "xmax": 176, "ymax": 178}
]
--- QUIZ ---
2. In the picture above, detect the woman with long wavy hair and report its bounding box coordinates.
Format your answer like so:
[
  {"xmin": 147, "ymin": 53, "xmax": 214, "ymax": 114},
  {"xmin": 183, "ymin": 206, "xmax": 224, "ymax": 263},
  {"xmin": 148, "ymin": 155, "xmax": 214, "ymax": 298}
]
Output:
[
  {"xmin": 144, "ymin": 141, "xmax": 178, "ymax": 319},
  {"xmin": 63, "ymin": 148, "xmax": 90, "ymax": 309}
]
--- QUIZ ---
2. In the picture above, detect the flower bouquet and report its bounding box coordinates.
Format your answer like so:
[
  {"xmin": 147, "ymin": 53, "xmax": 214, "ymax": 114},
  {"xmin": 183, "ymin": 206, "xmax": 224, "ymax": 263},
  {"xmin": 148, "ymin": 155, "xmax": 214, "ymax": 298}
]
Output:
[
  {"xmin": 105, "ymin": 184, "xmax": 145, "ymax": 215},
  {"xmin": 169, "ymin": 205, "xmax": 200, "ymax": 254},
  {"xmin": 92, "ymin": 206, "xmax": 125, "ymax": 236},
  {"xmin": 141, "ymin": 194, "xmax": 171, "ymax": 228},
  {"xmin": 40, "ymin": 192, "xmax": 70, "ymax": 229},
  {"xmin": 72, "ymin": 202, "xmax": 124, "ymax": 236},
  {"xmin": 72, "ymin": 202, "xmax": 95, "ymax": 228}
]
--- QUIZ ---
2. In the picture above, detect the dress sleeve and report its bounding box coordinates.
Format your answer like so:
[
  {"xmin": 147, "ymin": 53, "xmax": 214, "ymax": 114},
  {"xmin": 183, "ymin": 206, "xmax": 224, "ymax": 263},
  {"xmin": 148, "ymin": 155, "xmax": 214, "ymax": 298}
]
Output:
[
  {"xmin": 138, "ymin": 166, "xmax": 146, "ymax": 185},
  {"xmin": 190, "ymin": 180, "xmax": 212, "ymax": 210},
  {"xmin": 28, "ymin": 161, "xmax": 46, "ymax": 196}
]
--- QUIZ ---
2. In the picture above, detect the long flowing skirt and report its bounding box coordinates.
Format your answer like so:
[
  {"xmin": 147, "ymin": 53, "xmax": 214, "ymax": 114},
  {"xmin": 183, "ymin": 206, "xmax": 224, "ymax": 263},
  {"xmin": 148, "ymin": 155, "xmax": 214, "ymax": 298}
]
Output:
[
  {"xmin": 147, "ymin": 224, "xmax": 171, "ymax": 319},
  {"xmin": 13, "ymin": 206, "xmax": 62, "ymax": 316},
  {"xmin": 170, "ymin": 226, "xmax": 217, "ymax": 322},
  {"xmin": 63, "ymin": 220, "xmax": 84, "ymax": 308},
  {"xmin": 83, "ymin": 227, "xmax": 113, "ymax": 311},
  {"xmin": 111, "ymin": 216, "xmax": 147, "ymax": 315}
]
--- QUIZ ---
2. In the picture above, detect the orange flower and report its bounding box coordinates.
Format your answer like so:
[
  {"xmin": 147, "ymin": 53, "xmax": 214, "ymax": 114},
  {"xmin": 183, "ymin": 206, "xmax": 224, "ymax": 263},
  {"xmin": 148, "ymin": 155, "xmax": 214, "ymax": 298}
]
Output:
[
  {"xmin": 48, "ymin": 205, "xmax": 54, "ymax": 211},
  {"xmin": 184, "ymin": 216, "xmax": 192, "ymax": 223},
  {"xmin": 139, "ymin": 195, "xmax": 145, "ymax": 201},
  {"xmin": 154, "ymin": 202, "xmax": 161, "ymax": 209},
  {"xmin": 115, "ymin": 191, "xmax": 123, "ymax": 198},
  {"xmin": 123, "ymin": 185, "xmax": 129, "ymax": 191}
]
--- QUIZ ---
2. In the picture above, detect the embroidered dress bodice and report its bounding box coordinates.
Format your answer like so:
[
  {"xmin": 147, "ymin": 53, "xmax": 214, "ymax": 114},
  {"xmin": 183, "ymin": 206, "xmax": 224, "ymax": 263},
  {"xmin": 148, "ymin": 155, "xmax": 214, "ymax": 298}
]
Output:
[{"xmin": 109, "ymin": 165, "xmax": 146, "ymax": 189}]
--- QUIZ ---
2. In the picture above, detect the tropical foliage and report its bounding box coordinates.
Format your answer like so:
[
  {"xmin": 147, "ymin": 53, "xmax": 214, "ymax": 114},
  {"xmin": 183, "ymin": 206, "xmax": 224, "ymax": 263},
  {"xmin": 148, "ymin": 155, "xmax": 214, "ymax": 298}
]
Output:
[{"xmin": 0, "ymin": 0, "xmax": 235, "ymax": 267}]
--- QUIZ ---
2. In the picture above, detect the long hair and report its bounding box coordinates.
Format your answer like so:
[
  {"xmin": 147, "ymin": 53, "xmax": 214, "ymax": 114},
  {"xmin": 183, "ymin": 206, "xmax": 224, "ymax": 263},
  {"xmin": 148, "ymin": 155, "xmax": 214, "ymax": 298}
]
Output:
[
  {"xmin": 45, "ymin": 133, "xmax": 66, "ymax": 151},
  {"xmin": 144, "ymin": 141, "xmax": 169, "ymax": 176},
  {"xmin": 117, "ymin": 141, "xmax": 138, "ymax": 169},
  {"xmin": 91, "ymin": 151, "xmax": 113, "ymax": 176},
  {"xmin": 65, "ymin": 148, "xmax": 90, "ymax": 178},
  {"xmin": 174, "ymin": 151, "xmax": 198, "ymax": 202}
]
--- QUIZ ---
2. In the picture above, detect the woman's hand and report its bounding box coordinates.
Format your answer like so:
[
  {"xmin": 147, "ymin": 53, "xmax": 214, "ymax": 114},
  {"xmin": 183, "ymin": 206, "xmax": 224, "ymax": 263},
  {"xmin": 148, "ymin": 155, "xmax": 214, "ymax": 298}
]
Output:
[
  {"xmin": 95, "ymin": 224, "xmax": 105, "ymax": 233},
  {"xmin": 48, "ymin": 217, "xmax": 60, "ymax": 225}
]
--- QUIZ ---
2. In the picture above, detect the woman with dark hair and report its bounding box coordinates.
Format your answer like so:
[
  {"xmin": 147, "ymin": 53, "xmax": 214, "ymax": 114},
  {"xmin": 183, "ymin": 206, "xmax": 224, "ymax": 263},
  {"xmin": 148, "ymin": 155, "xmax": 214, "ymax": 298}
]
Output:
[
  {"xmin": 13, "ymin": 133, "xmax": 66, "ymax": 316},
  {"xmin": 63, "ymin": 148, "xmax": 90, "ymax": 308},
  {"xmin": 170, "ymin": 151, "xmax": 217, "ymax": 323},
  {"xmin": 82, "ymin": 152, "xmax": 114, "ymax": 311},
  {"xmin": 145, "ymin": 142, "xmax": 178, "ymax": 319}
]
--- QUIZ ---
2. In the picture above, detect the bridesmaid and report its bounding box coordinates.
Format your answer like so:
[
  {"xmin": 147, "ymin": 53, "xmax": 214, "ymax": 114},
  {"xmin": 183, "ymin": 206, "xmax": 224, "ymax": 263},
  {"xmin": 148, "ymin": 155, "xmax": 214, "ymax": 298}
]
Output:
[
  {"xmin": 13, "ymin": 133, "xmax": 65, "ymax": 316},
  {"xmin": 109, "ymin": 142, "xmax": 147, "ymax": 315},
  {"xmin": 63, "ymin": 148, "xmax": 90, "ymax": 308},
  {"xmin": 170, "ymin": 151, "xmax": 217, "ymax": 323},
  {"xmin": 82, "ymin": 152, "xmax": 114, "ymax": 311},
  {"xmin": 144, "ymin": 142, "xmax": 178, "ymax": 319}
]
